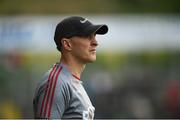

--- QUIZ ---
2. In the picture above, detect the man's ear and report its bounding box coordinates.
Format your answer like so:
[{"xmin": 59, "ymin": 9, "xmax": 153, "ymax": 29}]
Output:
[{"xmin": 61, "ymin": 38, "xmax": 72, "ymax": 51}]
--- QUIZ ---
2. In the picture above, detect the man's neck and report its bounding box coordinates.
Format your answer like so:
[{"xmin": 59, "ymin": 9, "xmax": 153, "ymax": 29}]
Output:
[{"xmin": 60, "ymin": 55, "xmax": 85, "ymax": 79}]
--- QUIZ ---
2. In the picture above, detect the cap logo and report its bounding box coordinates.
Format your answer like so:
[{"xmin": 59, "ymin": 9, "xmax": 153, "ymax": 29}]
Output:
[{"xmin": 80, "ymin": 18, "xmax": 88, "ymax": 23}]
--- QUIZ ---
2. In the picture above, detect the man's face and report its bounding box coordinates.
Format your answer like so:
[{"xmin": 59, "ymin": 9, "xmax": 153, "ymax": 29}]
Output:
[{"xmin": 69, "ymin": 34, "xmax": 98, "ymax": 63}]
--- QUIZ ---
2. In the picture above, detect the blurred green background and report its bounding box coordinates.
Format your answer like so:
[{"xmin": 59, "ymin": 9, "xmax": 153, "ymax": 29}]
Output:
[{"xmin": 0, "ymin": 0, "xmax": 180, "ymax": 119}]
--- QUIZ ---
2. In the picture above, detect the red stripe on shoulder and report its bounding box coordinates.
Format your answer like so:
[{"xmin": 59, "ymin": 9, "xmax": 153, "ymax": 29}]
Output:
[
  {"xmin": 43, "ymin": 66, "xmax": 59, "ymax": 117},
  {"xmin": 40, "ymin": 65, "xmax": 57, "ymax": 117},
  {"xmin": 48, "ymin": 66, "xmax": 63, "ymax": 118}
]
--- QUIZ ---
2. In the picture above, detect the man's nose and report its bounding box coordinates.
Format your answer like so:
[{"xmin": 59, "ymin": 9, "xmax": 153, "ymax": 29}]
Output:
[{"xmin": 91, "ymin": 38, "xmax": 98, "ymax": 46}]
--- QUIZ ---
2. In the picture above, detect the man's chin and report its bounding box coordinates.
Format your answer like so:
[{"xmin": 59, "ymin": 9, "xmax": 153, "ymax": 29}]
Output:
[
  {"xmin": 90, "ymin": 59, "xmax": 96, "ymax": 62},
  {"xmin": 86, "ymin": 57, "xmax": 96, "ymax": 63}
]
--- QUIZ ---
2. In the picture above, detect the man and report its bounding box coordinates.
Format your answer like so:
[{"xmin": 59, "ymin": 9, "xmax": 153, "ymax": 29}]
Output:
[{"xmin": 33, "ymin": 16, "xmax": 108, "ymax": 119}]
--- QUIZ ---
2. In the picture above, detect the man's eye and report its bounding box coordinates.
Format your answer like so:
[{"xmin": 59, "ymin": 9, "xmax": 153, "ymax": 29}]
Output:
[
  {"xmin": 89, "ymin": 36, "xmax": 93, "ymax": 39},
  {"xmin": 88, "ymin": 34, "xmax": 95, "ymax": 40}
]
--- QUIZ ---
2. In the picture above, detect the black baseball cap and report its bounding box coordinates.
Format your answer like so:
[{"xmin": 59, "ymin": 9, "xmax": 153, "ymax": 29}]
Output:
[{"xmin": 54, "ymin": 16, "xmax": 108, "ymax": 51}]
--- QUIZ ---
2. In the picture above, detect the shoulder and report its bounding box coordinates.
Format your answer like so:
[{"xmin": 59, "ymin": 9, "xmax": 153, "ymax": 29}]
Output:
[
  {"xmin": 56, "ymin": 66, "xmax": 73, "ymax": 90},
  {"xmin": 42, "ymin": 64, "xmax": 71, "ymax": 86},
  {"xmin": 54, "ymin": 66, "xmax": 73, "ymax": 103},
  {"xmin": 35, "ymin": 64, "xmax": 73, "ymax": 95}
]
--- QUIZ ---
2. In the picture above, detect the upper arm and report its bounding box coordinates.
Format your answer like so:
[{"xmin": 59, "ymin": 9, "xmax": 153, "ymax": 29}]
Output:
[
  {"xmin": 49, "ymin": 79, "xmax": 70, "ymax": 118},
  {"xmin": 34, "ymin": 68, "xmax": 71, "ymax": 119}
]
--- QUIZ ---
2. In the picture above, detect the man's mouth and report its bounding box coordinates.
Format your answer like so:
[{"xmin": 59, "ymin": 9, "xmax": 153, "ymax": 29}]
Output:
[{"xmin": 90, "ymin": 49, "xmax": 96, "ymax": 53}]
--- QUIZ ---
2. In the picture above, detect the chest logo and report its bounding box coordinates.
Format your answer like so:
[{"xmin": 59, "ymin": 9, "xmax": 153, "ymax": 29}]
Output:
[{"xmin": 83, "ymin": 106, "xmax": 95, "ymax": 120}]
